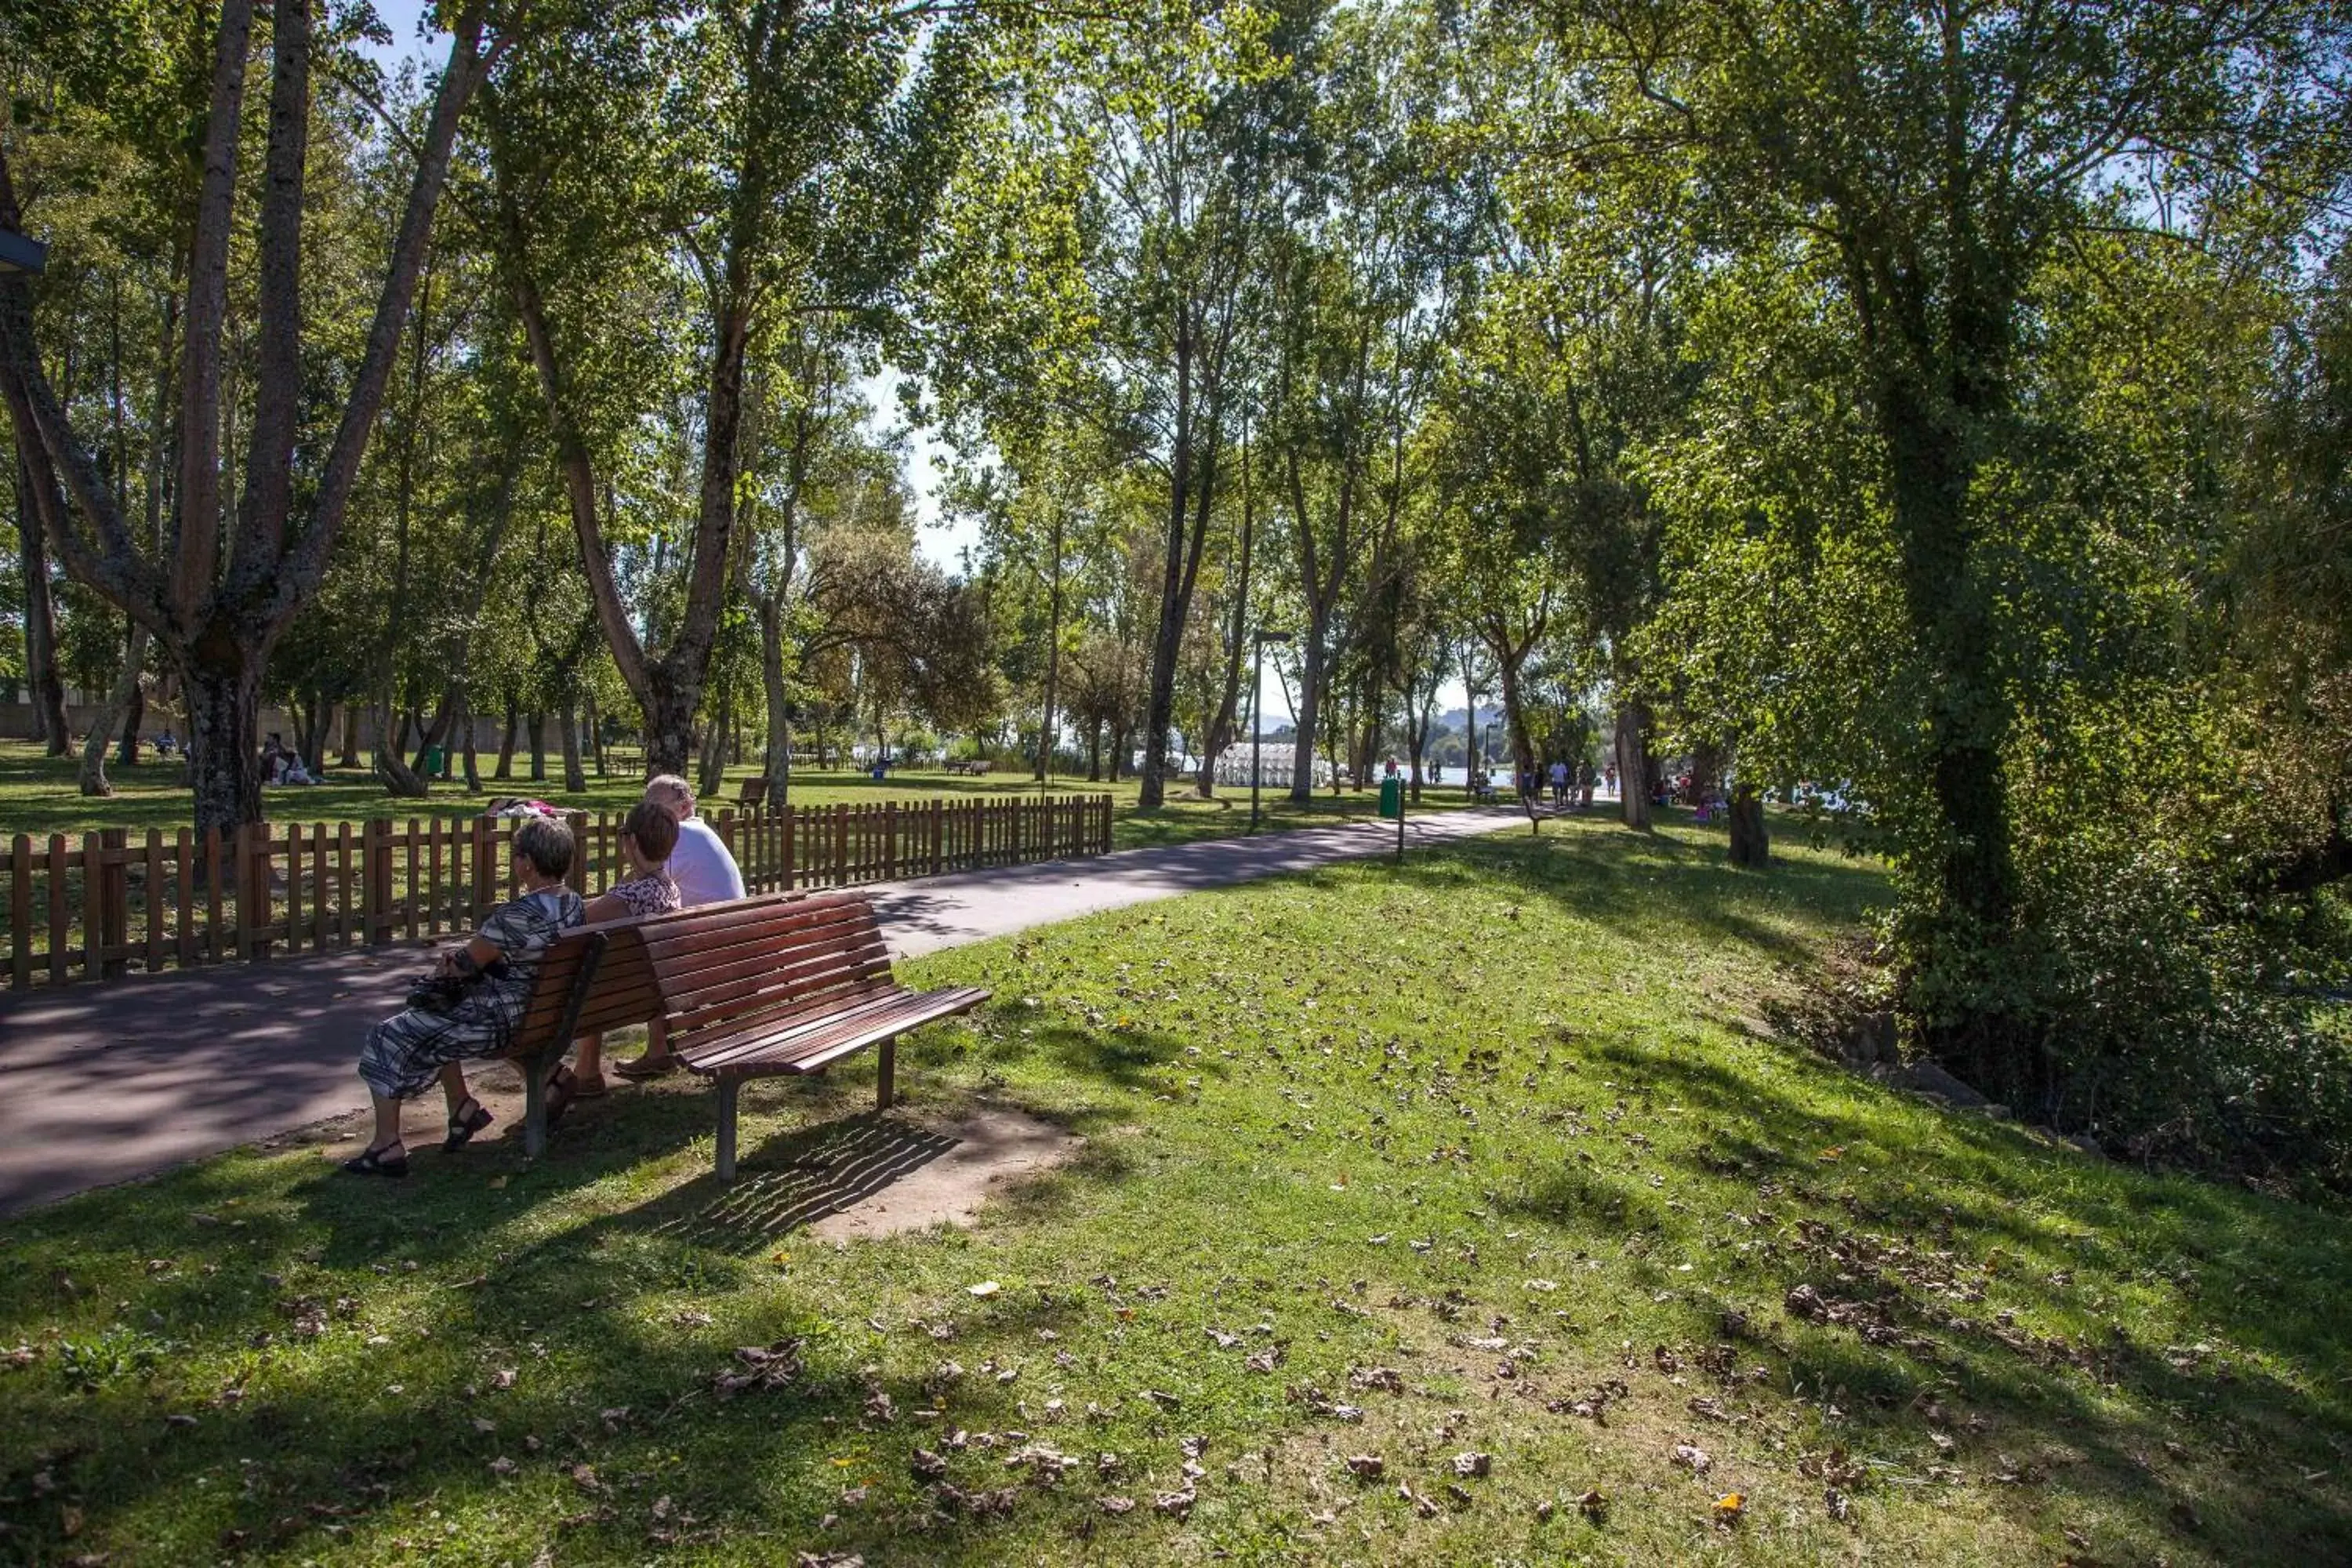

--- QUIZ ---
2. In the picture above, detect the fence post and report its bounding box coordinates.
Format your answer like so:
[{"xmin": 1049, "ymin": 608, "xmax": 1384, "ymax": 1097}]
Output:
[
  {"xmin": 365, "ymin": 819, "xmax": 392, "ymax": 944},
  {"xmin": 9, "ymin": 834, "xmax": 31, "ymax": 990},
  {"xmin": 782, "ymin": 804, "xmax": 796, "ymax": 889},
  {"xmin": 472, "ymin": 815, "xmax": 494, "ymax": 925},
  {"xmin": 235, "ymin": 824, "xmax": 261, "ymax": 962},
  {"xmin": 565, "ymin": 812, "xmax": 589, "ymax": 894},
  {"xmin": 80, "ymin": 833, "xmax": 105, "ymax": 982},
  {"xmin": 85, "ymin": 829, "xmax": 123, "ymax": 981}
]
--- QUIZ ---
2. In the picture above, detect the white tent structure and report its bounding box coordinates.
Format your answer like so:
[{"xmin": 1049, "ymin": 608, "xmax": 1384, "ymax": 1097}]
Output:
[{"xmin": 1210, "ymin": 746, "xmax": 1335, "ymax": 791}]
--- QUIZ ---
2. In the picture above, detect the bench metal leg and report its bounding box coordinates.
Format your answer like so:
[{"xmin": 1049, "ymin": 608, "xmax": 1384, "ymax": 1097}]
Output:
[
  {"xmin": 877, "ymin": 1036, "xmax": 895, "ymax": 1111},
  {"xmin": 716, "ymin": 1074, "xmax": 740, "ymax": 1184},
  {"xmin": 522, "ymin": 1064, "xmax": 547, "ymax": 1158}
]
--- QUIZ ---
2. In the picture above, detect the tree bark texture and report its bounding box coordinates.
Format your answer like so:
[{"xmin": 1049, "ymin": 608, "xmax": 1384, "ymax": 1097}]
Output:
[
  {"xmin": 494, "ymin": 696, "xmax": 517, "ymax": 779},
  {"xmin": 758, "ymin": 591, "xmax": 793, "ymax": 803},
  {"xmin": 13, "ymin": 454, "xmax": 68, "ymax": 753},
  {"xmin": 1614, "ymin": 701, "xmax": 1650, "ymax": 830},
  {"xmin": 560, "ymin": 699, "xmax": 586, "ymax": 793},
  {"xmin": 1729, "ymin": 782, "xmax": 1769, "ymax": 867},
  {"xmin": 77, "ymin": 623, "xmax": 148, "ymax": 796}
]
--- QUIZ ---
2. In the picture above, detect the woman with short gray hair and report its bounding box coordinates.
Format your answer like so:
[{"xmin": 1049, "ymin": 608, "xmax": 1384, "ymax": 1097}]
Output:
[{"xmin": 344, "ymin": 815, "xmax": 585, "ymax": 1177}]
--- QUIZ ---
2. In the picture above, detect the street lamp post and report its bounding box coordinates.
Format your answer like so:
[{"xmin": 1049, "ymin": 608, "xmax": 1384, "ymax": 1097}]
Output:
[{"xmin": 1249, "ymin": 629, "xmax": 1291, "ymax": 834}]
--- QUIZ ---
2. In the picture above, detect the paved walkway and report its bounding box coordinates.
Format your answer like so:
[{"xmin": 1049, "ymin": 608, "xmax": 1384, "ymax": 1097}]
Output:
[{"xmin": 0, "ymin": 808, "xmax": 1522, "ymax": 1214}]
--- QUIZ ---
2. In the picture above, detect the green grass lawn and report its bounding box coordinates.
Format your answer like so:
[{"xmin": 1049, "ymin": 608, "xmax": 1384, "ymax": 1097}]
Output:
[
  {"xmin": 4, "ymin": 816, "xmax": 2344, "ymax": 1565},
  {"xmin": 0, "ymin": 739, "xmax": 1466, "ymax": 851}
]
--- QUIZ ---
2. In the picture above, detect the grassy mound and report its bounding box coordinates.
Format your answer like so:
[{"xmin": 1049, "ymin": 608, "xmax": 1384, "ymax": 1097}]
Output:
[{"xmin": 2, "ymin": 818, "xmax": 2345, "ymax": 1565}]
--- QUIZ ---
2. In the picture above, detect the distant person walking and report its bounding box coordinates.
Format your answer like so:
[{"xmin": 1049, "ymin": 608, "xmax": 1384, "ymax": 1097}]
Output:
[{"xmin": 1548, "ymin": 758, "xmax": 1569, "ymax": 808}]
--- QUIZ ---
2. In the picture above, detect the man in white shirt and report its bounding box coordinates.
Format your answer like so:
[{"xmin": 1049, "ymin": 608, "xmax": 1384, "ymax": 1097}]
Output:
[
  {"xmin": 606, "ymin": 775, "xmax": 746, "ymax": 1082},
  {"xmin": 648, "ymin": 774, "xmax": 746, "ymax": 906}
]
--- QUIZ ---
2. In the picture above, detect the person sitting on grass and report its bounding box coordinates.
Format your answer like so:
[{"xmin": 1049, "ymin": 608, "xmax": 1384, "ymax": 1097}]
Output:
[
  {"xmin": 568, "ymin": 800, "xmax": 684, "ymax": 1098},
  {"xmin": 605, "ymin": 774, "xmax": 746, "ymax": 1080},
  {"xmin": 343, "ymin": 815, "xmax": 584, "ymax": 1178}
]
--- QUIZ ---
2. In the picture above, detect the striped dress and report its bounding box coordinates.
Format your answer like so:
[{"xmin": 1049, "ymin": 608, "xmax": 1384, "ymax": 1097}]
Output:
[{"xmin": 358, "ymin": 887, "xmax": 585, "ymax": 1102}]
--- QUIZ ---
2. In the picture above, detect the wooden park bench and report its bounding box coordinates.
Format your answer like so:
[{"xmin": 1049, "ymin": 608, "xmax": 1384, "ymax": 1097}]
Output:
[
  {"xmin": 499, "ymin": 892, "xmax": 804, "ymax": 1154},
  {"xmin": 640, "ymin": 891, "xmax": 991, "ymax": 1181},
  {"xmin": 734, "ymin": 775, "xmax": 769, "ymax": 811}
]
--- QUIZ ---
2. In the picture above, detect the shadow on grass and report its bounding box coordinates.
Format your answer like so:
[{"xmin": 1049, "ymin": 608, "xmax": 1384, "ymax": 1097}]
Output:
[
  {"xmin": 652, "ymin": 1112, "xmax": 964, "ymax": 1252},
  {"xmin": 1552, "ymin": 1023, "xmax": 2352, "ymax": 1557}
]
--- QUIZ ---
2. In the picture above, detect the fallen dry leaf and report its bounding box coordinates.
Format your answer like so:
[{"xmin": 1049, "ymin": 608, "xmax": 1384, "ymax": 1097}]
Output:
[{"xmin": 1672, "ymin": 1443, "xmax": 1713, "ymax": 1473}]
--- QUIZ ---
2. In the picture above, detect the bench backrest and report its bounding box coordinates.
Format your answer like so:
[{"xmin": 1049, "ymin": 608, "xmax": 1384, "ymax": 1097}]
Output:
[
  {"xmin": 509, "ymin": 891, "xmax": 806, "ymax": 1055},
  {"xmin": 639, "ymin": 891, "xmax": 894, "ymax": 1051},
  {"xmin": 735, "ymin": 776, "xmax": 768, "ymax": 806}
]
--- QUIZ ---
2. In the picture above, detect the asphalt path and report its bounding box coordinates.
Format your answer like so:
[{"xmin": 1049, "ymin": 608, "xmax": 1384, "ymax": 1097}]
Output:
[{"xmin": 0, "ymin": 807, "xmax": 1525, "ymax": 1214}]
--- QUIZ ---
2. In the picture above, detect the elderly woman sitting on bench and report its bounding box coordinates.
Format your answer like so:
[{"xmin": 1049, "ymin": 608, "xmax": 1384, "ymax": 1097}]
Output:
[{"xmin": 344, "ymin": 816, "xmax": 585, "ymax": 1178}]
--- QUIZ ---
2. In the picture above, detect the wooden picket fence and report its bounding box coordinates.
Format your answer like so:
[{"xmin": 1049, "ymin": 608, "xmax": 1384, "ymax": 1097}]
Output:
[{"xmin": 1, "ymin": 793, "xmax": 1113, "ymax": 991}]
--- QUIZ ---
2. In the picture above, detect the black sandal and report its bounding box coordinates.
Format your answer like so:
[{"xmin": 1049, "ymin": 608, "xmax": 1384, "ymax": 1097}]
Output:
[
  {"xmin": 343, "ymin": 1142, "xmax": 409, "ymax": 1178},
  {"xmin": 543, "ymin": 1067, "xmax": 578, "ymax": 1129},
  {"xmin": 444, "ymin": 1099, "xmax": 495, "ymax": 1152}
]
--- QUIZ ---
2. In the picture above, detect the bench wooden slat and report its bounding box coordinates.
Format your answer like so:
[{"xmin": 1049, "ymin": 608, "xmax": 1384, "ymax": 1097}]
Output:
[
  {"xmin": 684, "ymin": 985, "xmax": 990, "ymax": 1076},
  {"xmin": 661, "ymin": 931, "xmax": 891, "ymax": 1017},
  {"xmin": 640, "ymin": 907, "xmax": 880, "ymax": 982},
  {"xmin": 676, "ymin": 980, "xmax": 914, "ymax": 1070},
  {"xmin": 636, "ymin": 893, "xmax": 873, "ymax": 958}
]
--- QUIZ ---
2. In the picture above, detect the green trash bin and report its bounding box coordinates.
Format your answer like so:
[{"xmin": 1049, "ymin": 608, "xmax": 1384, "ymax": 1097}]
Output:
[
  {"xmin": 1378, "ymin": 775, "xmax": 1403, "ymax": 819},
  {"xmin": 423, "ymin": 745, "xmax": 445, "ymax": 779}
]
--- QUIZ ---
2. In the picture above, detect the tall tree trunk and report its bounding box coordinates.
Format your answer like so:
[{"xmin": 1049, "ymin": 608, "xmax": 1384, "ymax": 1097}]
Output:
[
  {"xmin": 560, "ymin": 699, "xmax": 586, "ymax": 792},
  {"xmin": 1686, "ymin": 740, "xmax": 1723, "ymax": 806},
  {"xmin": 1038, "ymin": 506, "xmax": 1065, "ymax": 784},
  {"xmin": 1882, "ymin": 385, "xmax": 2020, "ymax": 1082},
  {"xmin": 584, "ymin": 689, "xmax": 605, "ymax": 777},
  {"xmin": 77, "ymin": 623, "xmax": 148, "ymax": 796},
  {"xmin": 1141, "ymin": 322, "xmax": 1224, "ymax": 810},
  {"xmin": 117, "ymin": 673, "xmax": 144, "ymax": 768},
  {"xmin": 406, "ymin": 687, "xmax": 458, "ymax": 777},
  {"xmin": 375, "ymin": 700, "xmax": 429, "ymax": 797},
  {"xmin": 180, "ymin": 644, "xmax": 263, "ymax": 837},
  {"xmin": 757, "ymin": 591, "xmax": 793, "ymax": 804},
  {"xmin": 494, "ymin": 695, "xmax": 517, "ymax": 779},
  {"xmin": 697, "ymin": 683, "xmax": 728, "ymax": 798},
  {"xmin": 1729, "ymin": 781, "xmax": 1769, "ymax": 867},
  {"xmin": 1197, "ymin": 434, "xmax": 1254, "ymax": 800},
  {"xmin": 1287, "ymin": 622, "xmax": 1327, "ymax": 806},
  {"xmin": 1615, "ymin": 701, "xmax": 1650, "ymax": 830},
  {"xmin": 459, "ymin": 694, "xmax": 481, "ymax": 792},
  {"xmin": 337, "ymin": 702, "xmax": 358, "ymax": 766},
  {"xmin": 13, "ymin": 454, "xmax": 69, "ymax": 753},
  {"xmin": 528, "ymin": 710, "xmax": 546, "ymax": 782}
]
